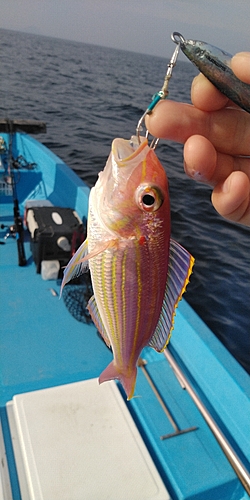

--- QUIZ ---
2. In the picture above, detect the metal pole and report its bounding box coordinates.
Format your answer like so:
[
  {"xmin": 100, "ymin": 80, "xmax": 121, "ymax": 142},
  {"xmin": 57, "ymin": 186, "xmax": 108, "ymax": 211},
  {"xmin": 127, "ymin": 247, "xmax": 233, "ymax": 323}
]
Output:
[
  {"xmin": 164, "ymin": 349, "xmax": 250, "ymax": 495},
  {"xmin": 138, "ymin": 358, "xmax": 179, "ymax": 430},
  {"xmin": 138, "ymin": 358, "xmax": 197, "ymax": 440}
]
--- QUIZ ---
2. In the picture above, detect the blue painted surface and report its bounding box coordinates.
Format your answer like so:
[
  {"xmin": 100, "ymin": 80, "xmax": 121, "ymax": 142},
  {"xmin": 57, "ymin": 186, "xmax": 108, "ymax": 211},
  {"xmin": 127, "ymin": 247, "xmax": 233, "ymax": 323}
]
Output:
[
  {"xmin": 5, "ymin": 132, "xmax": 90, "ymax": 218},
  {"xmin": 0, "ymin": 220, "xmax": 112, "ymax": 406},
  {"xmin": 171, "ymin": 300, "xmax": 250, "ymax": 465},
  {"xmin": 0, "ymin": 407, "xmax": 21, "ymax": 500},
  {"xmin": 0, "ymin": 132, "xmax": 249, "ymax": 499},
  {"xmin": 130, "ymin": 346, "xmax": 249, "ymax": 500}
]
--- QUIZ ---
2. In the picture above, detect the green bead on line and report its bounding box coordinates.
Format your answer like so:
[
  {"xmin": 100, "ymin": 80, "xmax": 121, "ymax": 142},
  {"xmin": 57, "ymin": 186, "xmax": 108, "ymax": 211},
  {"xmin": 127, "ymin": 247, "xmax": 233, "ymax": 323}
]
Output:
[{"xmin": 147, "ymin": 91, "xmax": 166, "ymax": 112}]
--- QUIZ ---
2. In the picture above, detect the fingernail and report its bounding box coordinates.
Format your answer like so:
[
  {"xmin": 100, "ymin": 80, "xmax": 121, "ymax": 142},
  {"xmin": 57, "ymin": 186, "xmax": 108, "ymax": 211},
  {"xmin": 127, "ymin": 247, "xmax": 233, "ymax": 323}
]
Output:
[
  {"xmin": 184, "ymin": 162, "xmax": 206, "ymax": 181},
  {"xmin": 233, "ymin": 52, "xmax": 250, "ymax": 61}
]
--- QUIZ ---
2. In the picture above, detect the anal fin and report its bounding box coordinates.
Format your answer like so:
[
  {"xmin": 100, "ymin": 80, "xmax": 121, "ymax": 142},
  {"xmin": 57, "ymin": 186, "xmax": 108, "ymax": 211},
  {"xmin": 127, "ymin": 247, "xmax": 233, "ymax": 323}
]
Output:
[{"xmin": 87, "ymin": 295, "xmax": 111, "ymax": 348}]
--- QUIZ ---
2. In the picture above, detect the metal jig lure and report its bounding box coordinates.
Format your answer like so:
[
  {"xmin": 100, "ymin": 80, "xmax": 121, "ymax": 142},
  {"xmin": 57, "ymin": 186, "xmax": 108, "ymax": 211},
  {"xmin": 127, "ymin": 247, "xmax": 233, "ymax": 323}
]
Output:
[
  {"xmin": 171, "ymin": 32, "xmax": 250, "ymax": 113},
  {"xmin": 136, "ymin": 41, "xmax": 181, "ymax": 148}
]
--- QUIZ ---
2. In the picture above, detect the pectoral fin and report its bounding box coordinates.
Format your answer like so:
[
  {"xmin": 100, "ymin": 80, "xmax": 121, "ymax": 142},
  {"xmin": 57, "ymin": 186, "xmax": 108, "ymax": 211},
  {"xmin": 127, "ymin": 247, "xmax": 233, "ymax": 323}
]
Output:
[
  {"xmin": 60, "ymin": 239, "xmax": 89, "ymax": 293},
  {"xmin": 61, "ymin": 238, "xmax": 117, "ymax": 293},
  {"xmin": 149, "ymin": 239, "xmax": 194, "ymax": 352}
]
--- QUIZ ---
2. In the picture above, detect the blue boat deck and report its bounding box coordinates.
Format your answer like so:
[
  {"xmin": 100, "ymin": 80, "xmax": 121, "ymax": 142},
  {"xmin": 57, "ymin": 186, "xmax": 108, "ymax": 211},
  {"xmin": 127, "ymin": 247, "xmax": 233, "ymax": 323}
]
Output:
[
  {"xmin": 0, "ymin": 132, "xmax": 249, "ymax": 499},
  {"xmin": 0, "ymin": 199, "xmax": 113, "ymax": 405}
]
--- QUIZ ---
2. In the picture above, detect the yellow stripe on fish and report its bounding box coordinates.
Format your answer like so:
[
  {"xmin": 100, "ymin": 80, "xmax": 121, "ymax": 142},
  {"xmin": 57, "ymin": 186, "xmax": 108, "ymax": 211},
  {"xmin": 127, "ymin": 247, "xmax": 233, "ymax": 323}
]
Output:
[{"xmin": 130, "ymin": 241, "xmax": 143, "ymax": 373}]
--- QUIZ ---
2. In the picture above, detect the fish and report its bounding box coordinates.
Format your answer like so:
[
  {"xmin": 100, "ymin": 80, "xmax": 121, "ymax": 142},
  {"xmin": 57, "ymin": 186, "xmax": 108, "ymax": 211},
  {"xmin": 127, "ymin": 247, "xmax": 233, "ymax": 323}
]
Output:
[
  {"xmin": 178, "ymin": 37, "xmax": 250, "ymax": 113},
  {"xmin": 61, "ymin": 136, "xmax": 194, "ymax": 399}
]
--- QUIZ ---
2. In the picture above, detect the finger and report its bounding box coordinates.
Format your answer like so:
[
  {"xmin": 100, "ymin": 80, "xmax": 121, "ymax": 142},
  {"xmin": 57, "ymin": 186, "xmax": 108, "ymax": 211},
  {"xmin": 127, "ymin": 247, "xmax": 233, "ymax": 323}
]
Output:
[
  {"xmin": 183, "ymin": 135, "xmax": 250, "ymax": 187},
  {"xmin": 145, "ymin": 100, "xmax": 250, "ymax": 156},
  {"xmin": 184, "ymin": 136, "xmax": 222, "ymax": 185},
  {"xmin": 231, "ymin": 53, "xmax": 250, "ymax": 84},
  {"xmin": 212, "ymin": 171, "xmax": 250, "ymax": 226},
  {"xmin": 191, "ymin": 74, "xmax": 229, "ymax": 111},
  {"xmin": 184, "ymin": 135, "xmax": 217, "ymax": 183}
]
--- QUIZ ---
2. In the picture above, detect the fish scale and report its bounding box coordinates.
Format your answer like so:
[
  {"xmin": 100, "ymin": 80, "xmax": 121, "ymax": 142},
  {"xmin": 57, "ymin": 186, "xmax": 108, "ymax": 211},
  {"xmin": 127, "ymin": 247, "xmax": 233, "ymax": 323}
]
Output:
[{"xmin": 90, "ymin": 241, "xmax": 164, "ymax": 363}]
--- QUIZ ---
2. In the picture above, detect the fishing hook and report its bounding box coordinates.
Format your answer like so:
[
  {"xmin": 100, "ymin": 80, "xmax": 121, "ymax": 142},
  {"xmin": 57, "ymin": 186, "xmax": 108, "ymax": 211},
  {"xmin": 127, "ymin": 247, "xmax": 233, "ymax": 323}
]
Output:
[{"xmin": 136, "ymin": 41, "xmax": 180, "ymax": 149}]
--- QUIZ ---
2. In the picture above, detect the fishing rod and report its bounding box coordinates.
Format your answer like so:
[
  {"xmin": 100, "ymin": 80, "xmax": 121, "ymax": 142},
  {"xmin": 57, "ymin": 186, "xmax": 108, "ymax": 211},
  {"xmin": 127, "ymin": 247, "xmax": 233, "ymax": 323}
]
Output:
[
  {"xmin": 7, "ymin": 119, "xmax": 27, "ymax": 266},
  {"xmin": 0, "ymin": 118, "xmax": 46, "ymax": 263}
]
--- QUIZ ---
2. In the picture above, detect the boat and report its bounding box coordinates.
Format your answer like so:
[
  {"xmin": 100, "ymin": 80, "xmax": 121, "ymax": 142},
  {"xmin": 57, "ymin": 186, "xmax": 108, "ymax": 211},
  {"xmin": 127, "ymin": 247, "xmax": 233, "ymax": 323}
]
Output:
[{"xmin": 0, "ymin": 119, "xmax": 249, "ymax": 500}]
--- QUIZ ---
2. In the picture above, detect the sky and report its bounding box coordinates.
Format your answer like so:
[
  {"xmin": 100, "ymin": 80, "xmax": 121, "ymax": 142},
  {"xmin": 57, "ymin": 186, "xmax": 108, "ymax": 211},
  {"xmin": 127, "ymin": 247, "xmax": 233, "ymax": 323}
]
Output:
[{"xmin": 0, "ymin": 0, "xmax": 249, "ymax": 59}]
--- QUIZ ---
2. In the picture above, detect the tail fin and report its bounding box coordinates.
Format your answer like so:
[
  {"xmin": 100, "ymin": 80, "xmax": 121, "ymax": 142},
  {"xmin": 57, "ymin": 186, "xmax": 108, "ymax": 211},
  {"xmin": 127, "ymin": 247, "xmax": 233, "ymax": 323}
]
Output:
[{"xmin": 99, "ymin": 361, "xmax": 137, "ymax": 400}]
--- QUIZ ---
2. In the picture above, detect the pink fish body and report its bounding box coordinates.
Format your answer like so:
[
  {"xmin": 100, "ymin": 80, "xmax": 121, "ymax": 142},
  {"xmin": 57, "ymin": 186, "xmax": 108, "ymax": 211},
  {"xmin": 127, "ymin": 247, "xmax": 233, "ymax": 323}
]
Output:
[{"xmin": 61, "ymin": 136, "xmax": 194, "ymax": 399}]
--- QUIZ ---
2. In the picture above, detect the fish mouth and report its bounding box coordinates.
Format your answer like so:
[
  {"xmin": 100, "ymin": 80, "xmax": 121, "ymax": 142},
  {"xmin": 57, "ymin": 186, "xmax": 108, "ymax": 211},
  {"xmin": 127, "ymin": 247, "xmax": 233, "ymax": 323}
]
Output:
[
  {"xmin": 112, "ymin": 136, "xmax": 148, "ymax": 165},
  {"xmin": 92, "ymin": 135, "xmax": 152, "ymax": 235}
]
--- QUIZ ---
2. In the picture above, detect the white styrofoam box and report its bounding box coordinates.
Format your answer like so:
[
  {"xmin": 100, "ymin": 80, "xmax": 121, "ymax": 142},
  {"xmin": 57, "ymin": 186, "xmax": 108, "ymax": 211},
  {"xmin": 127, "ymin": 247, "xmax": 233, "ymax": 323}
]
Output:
[{"xmin": 7, "ymin": 379, "xmax": 170, "ymax": 500}]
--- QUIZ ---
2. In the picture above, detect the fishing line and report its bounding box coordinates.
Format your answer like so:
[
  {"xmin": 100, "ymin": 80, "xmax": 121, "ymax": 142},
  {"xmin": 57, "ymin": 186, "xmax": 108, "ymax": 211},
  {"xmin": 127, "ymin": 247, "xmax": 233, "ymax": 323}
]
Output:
[{"xmin": 136, "ymin": 41, "xmax": 181, "ymax": 148}]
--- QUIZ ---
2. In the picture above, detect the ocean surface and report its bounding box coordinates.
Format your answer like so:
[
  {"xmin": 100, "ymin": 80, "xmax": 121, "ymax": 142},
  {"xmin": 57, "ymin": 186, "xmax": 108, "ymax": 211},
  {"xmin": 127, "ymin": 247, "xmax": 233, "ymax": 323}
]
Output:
[{"xmin": 1, "ymin": 29, "xmax": 249, "ymax": 373}]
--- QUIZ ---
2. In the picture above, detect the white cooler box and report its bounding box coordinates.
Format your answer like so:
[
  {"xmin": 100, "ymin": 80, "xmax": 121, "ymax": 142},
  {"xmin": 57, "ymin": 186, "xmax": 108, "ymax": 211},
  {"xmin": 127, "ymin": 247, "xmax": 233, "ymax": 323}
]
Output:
[{"xmin": 7, "ymin": 379, "xmax": 170, "ymax": 500}]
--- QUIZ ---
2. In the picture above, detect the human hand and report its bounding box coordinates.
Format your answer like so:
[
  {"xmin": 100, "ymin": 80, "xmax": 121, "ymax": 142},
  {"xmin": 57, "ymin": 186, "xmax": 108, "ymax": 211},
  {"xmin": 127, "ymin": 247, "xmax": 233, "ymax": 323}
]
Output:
[{"xmin": 145, "ymin": 52, "xmax": 250, "ymax": 226}]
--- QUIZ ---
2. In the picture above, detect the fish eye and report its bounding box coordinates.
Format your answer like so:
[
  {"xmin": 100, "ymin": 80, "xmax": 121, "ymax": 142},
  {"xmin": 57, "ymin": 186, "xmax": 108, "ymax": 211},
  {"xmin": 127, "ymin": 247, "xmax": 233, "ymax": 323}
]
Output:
[
  {"xmin": 142, "ymin": 194, "xmax": 155, "ymax": 206},
  {"xmin": 136, "ymin": 184, "xmax": 163, "ymax": 212}
]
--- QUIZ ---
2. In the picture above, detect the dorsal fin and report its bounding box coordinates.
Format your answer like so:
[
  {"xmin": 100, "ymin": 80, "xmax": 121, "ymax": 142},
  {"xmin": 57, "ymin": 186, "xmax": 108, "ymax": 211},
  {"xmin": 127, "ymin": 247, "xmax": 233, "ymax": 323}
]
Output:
[{"xmin": 149, "ymin": 239, "xmax": 194, "ymax": 352}]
